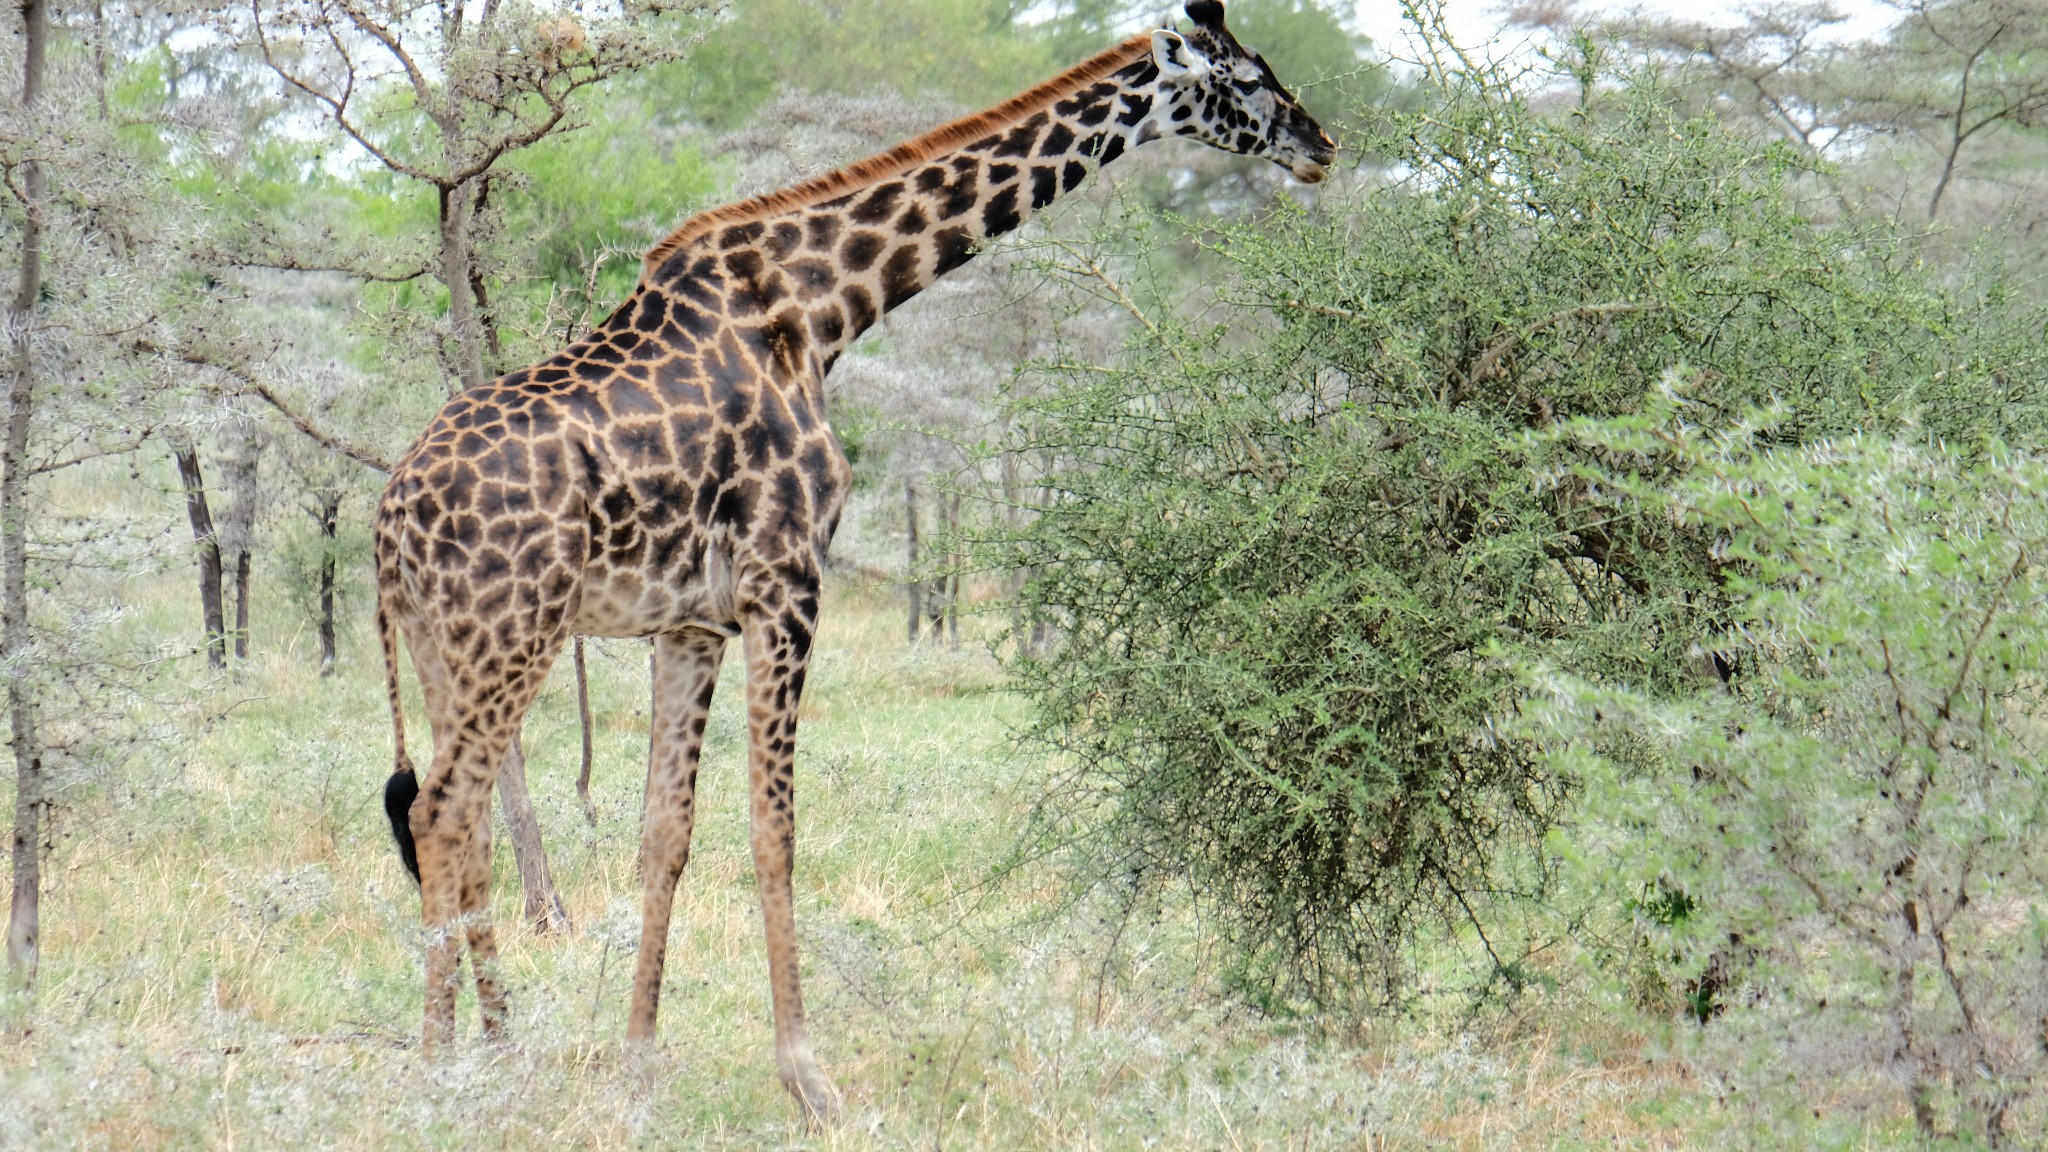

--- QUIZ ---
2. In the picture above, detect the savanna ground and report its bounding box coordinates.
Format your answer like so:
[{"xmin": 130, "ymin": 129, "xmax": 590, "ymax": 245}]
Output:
[{"xmin": 0, "ymin": 545, "xmax": 1937, "ymax": 1149}]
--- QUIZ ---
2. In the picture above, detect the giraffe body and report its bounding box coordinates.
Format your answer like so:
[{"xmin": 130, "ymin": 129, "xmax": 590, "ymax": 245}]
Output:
[{"xmin": 375, "ymin": 1, "xmax": 1330, "ymax": 1121}]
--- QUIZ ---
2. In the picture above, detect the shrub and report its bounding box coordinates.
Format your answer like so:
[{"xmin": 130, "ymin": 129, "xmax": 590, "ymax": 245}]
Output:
[
  {"xmin": 985, "ymin": 36, "xmax": 2048, "ymax": 1009},
  {"xmin": 1528, "ymin": 418, "xmax": 2048, "ymax": 1146}
]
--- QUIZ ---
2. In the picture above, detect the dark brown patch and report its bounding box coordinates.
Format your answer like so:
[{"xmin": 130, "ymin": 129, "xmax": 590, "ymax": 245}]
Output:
[
  {"xmin": 842, "ymin": 231, "xmax": 885, "ymax": 273},
  {"xmin": 880, "ymin": 247, "xmax": 922, "ymax": 310}
]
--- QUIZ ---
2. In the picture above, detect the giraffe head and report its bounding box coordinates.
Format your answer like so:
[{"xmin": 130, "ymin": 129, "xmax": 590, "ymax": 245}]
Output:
[{"xmin": 1148, "ymin": 0, "xmax": 1337, "ymax": 183}]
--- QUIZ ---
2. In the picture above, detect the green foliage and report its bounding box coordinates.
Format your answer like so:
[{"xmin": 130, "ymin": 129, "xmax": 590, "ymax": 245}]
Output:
[
  {"xmin": 1528, "ymin": 422, "xmax": 2048, "ymax": 1145},
  {"xmin": 670, "ymin": 0, "xmax": 1377, "ymax": 132},
  {"xmin": 670, "ymin": 0, "xmax": 1072, "ymax": 127},
  {"xmin": 503, "ymin": 102, "xmax": 715, "ymax": 291},
  {"xmin": 492, "ymin": 86, "xmax": 720, "ymax": 342},
  {"xmin": 986, "ymin": 45, "xmax": 2048, "ymax": 1010}
]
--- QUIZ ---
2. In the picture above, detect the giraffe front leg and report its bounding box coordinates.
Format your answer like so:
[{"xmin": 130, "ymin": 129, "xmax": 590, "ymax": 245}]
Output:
[
  {"xmin": 628, "ymin": 628, "xmax": 728, "ymax": 1042},
  {"xmin": 742, "ymin": 599, "xmax": 840, "ymax": 1125}
]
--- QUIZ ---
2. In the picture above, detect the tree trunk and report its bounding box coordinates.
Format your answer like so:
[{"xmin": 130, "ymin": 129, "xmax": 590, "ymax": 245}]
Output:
[
  {"xmin": 6, "ymin": 0, "xmax": 50, "ymax": 992},
  {"xmin": 944, "ymin": 491, "xmax": 962, "ymax": 648},
  {"xmin": 315, "ymin": 492, "xmax": 338, "ymax": 676},
  {"xmin": 497, "ymin": 737, "xmax": 570, "ymax": 934},
  {"xmin": 438, "ymin": 178, "xmax": 486, "ymax": 392},
  {"xmin": 90, "ymin": 0, "xmax": 108, "ymax": 121},
  {"xmin": 469, "ymin": 178, "xmax": 504, "ymax": 371},
  {"xmin": 173, "ymin": 444, "xmax": 227, "ymax": 669},
  {"xmin": 232, "ymin": 548, "xmax": 250, "ymax": 661},
  {"xmin": 219, "ymin": 414, "xmax": 259, "ymax": 662},
  {"xmin": 1002, "ymin": 432, "xmax": 1028, "ymax": 651},
  {"xmin": 905, "ymin": 478, "xmax": 923, "ymax": 644}
]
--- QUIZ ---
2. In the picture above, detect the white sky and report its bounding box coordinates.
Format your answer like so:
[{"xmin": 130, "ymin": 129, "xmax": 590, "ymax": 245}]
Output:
[{"xmin": 1343, "ymin": 0, "xmax": 1903, "ymax": 58}]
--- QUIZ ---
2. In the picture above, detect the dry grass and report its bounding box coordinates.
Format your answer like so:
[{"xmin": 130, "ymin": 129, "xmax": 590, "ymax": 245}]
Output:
[{"xmin": 0, "ymin": 575, "xmax": 1942, "ymax": 1149}]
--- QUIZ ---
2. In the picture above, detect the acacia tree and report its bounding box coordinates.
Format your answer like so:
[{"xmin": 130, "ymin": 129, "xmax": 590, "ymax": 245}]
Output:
[
  {"xmin": 1530, "ymin": 427, "xmax": 2048, "ymax": 1146},
  {"xmin": 4, "ymin": 0, "xmax": 225, "ymax": 989},
  {"xmin": 1859, "ymin": 0, "xmax": 2048, "ymax": 220},
  {"xmin": 243, "ymin": 0, "xmax": 711, "ymax": 391}
]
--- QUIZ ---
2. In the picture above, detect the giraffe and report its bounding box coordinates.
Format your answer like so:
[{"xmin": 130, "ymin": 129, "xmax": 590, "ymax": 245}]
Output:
[{"xmin": 375, "ymin": 0, "xmax": 1332, "ymax": 1122}]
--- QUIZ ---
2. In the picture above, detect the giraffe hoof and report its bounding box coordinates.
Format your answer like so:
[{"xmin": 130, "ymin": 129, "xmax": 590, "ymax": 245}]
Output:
[{"xmin": 785, "ymin": 1066, "xmax": 841, "ymax": 1128}]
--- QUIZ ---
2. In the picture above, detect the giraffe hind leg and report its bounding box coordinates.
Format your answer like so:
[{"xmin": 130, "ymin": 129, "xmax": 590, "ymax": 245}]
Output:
[{"xmin": 404, "ymin": 618, "xmax": 567, "ymax": 1051}]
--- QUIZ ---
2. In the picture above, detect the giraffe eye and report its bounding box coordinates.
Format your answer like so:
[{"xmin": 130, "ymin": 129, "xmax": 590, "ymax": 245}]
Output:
[{"xmin": 1234, "ymin": 77, "xmax": 1259, "ymax": 93}]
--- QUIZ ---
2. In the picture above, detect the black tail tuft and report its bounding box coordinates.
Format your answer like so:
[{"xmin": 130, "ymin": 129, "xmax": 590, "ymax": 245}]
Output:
[{"xmin": 385, "ymin": 770, "xmax": 422, "ymax": 884}]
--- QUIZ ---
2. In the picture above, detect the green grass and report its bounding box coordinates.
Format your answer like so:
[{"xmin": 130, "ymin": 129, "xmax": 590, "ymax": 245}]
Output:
[{"xmin": 0, "ymin": 568, "xmax": 1952, "ymax": 1149}]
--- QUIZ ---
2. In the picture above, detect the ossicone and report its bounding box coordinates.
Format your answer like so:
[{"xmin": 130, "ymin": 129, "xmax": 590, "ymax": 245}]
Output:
[{"xmin": 1185, "ymin": 1, "xmax": 1227, "ymax": 29}]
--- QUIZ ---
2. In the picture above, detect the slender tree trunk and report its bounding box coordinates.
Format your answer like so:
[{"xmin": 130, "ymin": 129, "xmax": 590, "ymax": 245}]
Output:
[
  {"xmin": 1002, "ymin": 430, "xmax": 1029, "ymax": 650},
  {"xmin": 315, "ymin": 492, "xmax": 338, "ymax": 676},
  {"xmin": 573, "ymin": 636, "xmax": 596, "ymax": 827},
  {"xmin": 944, "ymin": 491, "xmax": 962, "ymax": 649},
  {"xmin": 90, "ymin": 0, "xmax": 108, "ymax": 122},
  {"xmin": 6, "ymin": 0, "xmax": 50, "ymax": 992},
  {"xmin": 219, "ymin": 414, "xmax": 259, "ymax": 662},
  {"xmin": 925, "ymin": 506, "xmax": 948, "ymax": 643},
  {"xmin": 173, "ymin": 445, "xmax": 227, "ymax": 669},
  {"xmin": 905, "ymin": 478, "xmax": 923, "ymax": 644},
  {"xmin": 232, "ymin": 549, "xmax": 251, "ymax": 661},
  {"xmin": 472, "ymin": 269, "xmax": 504, "ymax": 369},
  {"xmin": 497, "ymin": 738, "xmax": 570, "ymax": 933},
  {"xmin": 469, "ymin": 179, "xmax": 505, "ymax": 371}
]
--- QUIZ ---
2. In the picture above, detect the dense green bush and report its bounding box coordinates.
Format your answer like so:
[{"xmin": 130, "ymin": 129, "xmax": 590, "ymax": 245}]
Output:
[{"xmin": 986, "ymin": 44, "xmax": 2048, "ymax": 1009}]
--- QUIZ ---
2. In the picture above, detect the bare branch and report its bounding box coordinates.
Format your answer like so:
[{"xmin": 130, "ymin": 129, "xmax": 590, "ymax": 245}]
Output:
[
  {"xmin": 251, "ymin": 0, "xmax": 440, "ymax": 184},
  {"xmin": 228, "ymin": 254, "xmax": 432, "ymax": 284},
  {"xmin": 246, "ymin": 382, "xmax": 391, "ymax": 473}
]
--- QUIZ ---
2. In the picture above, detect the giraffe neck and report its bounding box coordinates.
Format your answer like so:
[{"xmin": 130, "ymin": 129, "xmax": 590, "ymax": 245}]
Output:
[{"xmin": 635, "ymin": 41, "xmax": 1164, "ymax": 372}]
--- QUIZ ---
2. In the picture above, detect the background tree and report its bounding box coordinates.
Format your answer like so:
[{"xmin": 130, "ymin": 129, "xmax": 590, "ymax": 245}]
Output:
[
  {"xmin": 1530, "ymin": 423, "xmax": 2048, "ymax": 1147},
  {"xmin": 3, "ymin": 0, "xmax": 52, "ymax": 989},
  {"xmin": 1520, "ymin": 0, "xmax": 2048, "ymax": 237},
  {"xmin": 4, "ymin": 0, "xmax": 237, "ymax": 989},
  {"xmin": 243, "ymin": 0, "xmax": 713, "ymax": 390}
]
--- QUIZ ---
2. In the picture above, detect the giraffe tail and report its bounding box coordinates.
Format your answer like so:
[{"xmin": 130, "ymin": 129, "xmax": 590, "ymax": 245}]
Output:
[{"xmin": 378, "ymin": 596, "xmax": 423, "ymax": 885}]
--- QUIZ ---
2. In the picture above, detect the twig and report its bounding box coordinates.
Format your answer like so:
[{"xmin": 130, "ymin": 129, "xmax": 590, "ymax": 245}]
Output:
[
  {"xmin": 1467, "ymin": 303, "xmax": 1663, "ymax": 386},
  {"xmin": 931, "ymin": 1018, "xmax": 978, "ymax": 1152}
]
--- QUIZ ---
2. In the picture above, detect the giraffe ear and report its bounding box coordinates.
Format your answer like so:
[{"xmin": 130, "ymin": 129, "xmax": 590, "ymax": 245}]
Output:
[{"xmin": 1152, "ymin": 29, "xmax": 1208, "ymax": 83}]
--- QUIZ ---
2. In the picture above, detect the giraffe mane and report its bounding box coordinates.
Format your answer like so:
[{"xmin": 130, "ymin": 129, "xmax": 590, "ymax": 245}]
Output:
[{"xmin": 643, "ymin": 33, "xmax": 1155, "ymax": 275}]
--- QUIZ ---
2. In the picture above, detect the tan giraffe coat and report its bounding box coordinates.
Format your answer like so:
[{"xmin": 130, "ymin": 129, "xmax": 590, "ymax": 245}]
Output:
[{"xmin": 375, "ymin": 1, "xmax": 1331, "ymax": 1121}]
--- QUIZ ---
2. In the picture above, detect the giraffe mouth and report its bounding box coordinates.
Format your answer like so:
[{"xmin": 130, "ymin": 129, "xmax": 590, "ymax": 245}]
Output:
[{"xmin": 1287, "ymin": 134, "xmax": 1337, "ymax": 184}]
